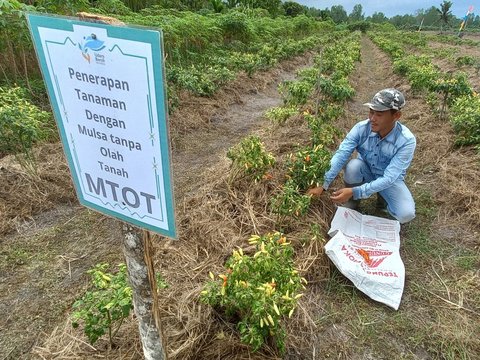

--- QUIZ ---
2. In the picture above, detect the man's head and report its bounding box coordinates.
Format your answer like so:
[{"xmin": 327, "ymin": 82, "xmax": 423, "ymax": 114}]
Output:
[
  {"xmin": 364, "ymin": 88, "xmax": 405, "ymax": 137},
  {"xmin": 363, "ymin": 88, "xmax": 406, "ymax": 112}
]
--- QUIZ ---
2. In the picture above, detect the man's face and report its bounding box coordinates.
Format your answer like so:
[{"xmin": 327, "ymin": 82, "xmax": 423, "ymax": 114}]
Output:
[{"xmin": 368, "ymin": 109, "xmax": 401, "ymax": 136}]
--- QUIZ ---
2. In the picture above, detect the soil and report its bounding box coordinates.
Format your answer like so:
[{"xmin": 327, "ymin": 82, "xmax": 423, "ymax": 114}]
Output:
[{"xmin": 1, "ymin": 35, "xmax": 479, "ymax": 360}]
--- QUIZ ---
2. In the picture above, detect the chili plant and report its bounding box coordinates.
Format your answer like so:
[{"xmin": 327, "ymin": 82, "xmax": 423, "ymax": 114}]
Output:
[
  {"xmin": 450, "ymin": 93, "xmax": 480, "ymax": 147},
  {"xmin": 270, "ymin": 180, "xmax": 311, "ymax": 218},
  {"xmin": 265, "ymin": 105, "xmax": 298, "ymax": 125},
  {"xmin": 317, "ymin": 75, "xmax": 355, "ymax": 103},
  {"xmin": 227, "ymin": 135, "xmax": 275, "ymax": 182},
  {"xmin": 201, "ymin": 232, "xmax": 306, "ymax": 353},
  {"xmin": 72, "ymin": 263, "xmax": 133, "ymax": 347},
  {"xmin": 431, "ymin": 72, "xmax": 472, "ymax": 119},
  {"xmin": 279, "ymin": 79, "xmax": 314, "ymax": 106},
  {"xmin": 286, "ymin": 144, "xmax": 332, "ymax": 190},
  {"xmin": 304, "ymin": 112, "xmax": 341, "ymax": 147}
]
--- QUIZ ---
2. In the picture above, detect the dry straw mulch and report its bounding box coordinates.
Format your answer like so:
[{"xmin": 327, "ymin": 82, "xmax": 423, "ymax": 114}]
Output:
[
  {"xmin": 25, "ymin": 55, "xmax": 334, "ymax": 359},
  {"xmin": 0, "ymin": 143, "xmax": 76, "ymax": 235},
  {"xmin": 32, "ymin": 149, "xmax": 334, "ymax": 360}
]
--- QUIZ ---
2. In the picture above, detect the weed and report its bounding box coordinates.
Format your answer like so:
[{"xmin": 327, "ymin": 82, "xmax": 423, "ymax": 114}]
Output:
[{"xmin": 454, "ymin": 252, "xmax": 478, "ymax": 271}]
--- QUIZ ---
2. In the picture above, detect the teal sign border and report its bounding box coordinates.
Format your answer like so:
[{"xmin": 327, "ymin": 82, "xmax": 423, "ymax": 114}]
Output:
[{"xmin": 27, "ymin": 13, "xmax": 176, "ymax": 239}]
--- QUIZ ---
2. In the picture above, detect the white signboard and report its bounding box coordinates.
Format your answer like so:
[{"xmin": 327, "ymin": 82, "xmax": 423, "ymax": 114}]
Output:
[{"xmin": 28, "ymin": 14, "xmax": 176, "ymax": 238}]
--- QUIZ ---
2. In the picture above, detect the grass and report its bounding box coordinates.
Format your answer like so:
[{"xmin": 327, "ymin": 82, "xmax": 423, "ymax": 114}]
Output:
[{"xmin": 455, "ymin": 251, "xmax": 478, "ymax": 270}]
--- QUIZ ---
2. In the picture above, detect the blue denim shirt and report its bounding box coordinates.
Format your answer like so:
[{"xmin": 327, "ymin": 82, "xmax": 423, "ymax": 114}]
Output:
[{"xmin": 322, "ymin": 119, "xmax": 416, "ymax": 200}]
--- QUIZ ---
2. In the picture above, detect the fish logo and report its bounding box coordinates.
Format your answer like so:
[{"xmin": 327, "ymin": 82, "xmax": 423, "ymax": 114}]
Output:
[{"xmin": 78, "ymin": 33, "xmax": 105, "ymax": 63}]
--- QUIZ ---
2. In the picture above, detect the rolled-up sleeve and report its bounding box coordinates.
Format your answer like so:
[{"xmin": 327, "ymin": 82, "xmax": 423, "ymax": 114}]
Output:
[{"xmin": 352, "ymin": 136, "xmax": 416, "ymax": 199}]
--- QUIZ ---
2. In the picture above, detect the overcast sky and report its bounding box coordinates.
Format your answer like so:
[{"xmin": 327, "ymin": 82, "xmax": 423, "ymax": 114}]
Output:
[{"xmin": 296, "ymin": 1, "xmax": 476, "ymax": 18}]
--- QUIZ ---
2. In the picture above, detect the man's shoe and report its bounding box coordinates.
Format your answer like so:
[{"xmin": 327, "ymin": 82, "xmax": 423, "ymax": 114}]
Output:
[{"xmin": 343, "ymin": 199, "xmax": 360, "ymax": 210}]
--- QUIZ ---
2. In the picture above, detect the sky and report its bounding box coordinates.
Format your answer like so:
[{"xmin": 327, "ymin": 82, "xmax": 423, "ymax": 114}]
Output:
[{"xmin": 295, "ymin": 1, "xmax": 477, "ymax": 18}]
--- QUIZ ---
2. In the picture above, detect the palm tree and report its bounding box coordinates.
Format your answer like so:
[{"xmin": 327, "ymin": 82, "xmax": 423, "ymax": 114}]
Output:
[
  {"xmin": 210, "ymin": 0, "xmax": 224, "ymax": 13},
  {"xmin": 436, "ymin": 0, "xmax": 452, "ymax": 32}
]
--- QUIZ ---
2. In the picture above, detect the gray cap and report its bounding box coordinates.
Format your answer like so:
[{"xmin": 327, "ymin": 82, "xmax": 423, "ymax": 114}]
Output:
[{"xmin": 363, "ymin": 88, "xmax": 406, "ymax": 111}]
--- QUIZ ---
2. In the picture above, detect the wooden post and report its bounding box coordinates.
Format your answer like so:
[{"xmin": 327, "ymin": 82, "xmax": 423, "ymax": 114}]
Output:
[{"xmin": 123, "ymin": 227, "xmax": 167, "ymax": 360}]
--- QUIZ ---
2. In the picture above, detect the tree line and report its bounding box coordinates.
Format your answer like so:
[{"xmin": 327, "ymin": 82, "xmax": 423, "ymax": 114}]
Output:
[{"xmin": 12, "ymin": 1, "xmax": 480, "ymax": 31}]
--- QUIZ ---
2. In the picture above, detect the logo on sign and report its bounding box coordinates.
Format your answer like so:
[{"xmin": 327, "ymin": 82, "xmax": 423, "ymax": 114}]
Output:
[{"xmin": 78, "ymin": 33, "xmax": 105, "ymax": 63}]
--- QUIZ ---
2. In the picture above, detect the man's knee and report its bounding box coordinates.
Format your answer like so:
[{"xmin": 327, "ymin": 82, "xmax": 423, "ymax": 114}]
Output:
[
  {"xmin": 394, "ymin": 207, "xmax": 415, "ymax": 224},
  {"xmin": 344, "ymin": 159, "xmax": 365, "ymax": 185}
]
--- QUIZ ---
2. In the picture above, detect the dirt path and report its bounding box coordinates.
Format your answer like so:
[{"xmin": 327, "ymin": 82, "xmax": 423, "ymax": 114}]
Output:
[
  {"xmin": 345, "ymin": 37, "xmax": 399, "ymax": 124},
  {"xmin": 171, "ymin": 63, "xmax": 303, "ymax": 200}
]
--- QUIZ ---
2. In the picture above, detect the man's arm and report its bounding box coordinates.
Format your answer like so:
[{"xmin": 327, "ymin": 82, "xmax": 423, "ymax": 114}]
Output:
[
  {"xmin": 322, "ymin": 122, "xmax": 364, "ymax": 189},
  {"xmin": 308, "ymin": 122, "xmax": 363, "ymax": 197},
  {"xmin": 352, "ymin": 137, "xmax": 416, "ymax": 200}
]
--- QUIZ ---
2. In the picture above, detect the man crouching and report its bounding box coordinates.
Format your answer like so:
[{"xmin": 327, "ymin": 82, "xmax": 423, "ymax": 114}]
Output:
[{"xmin": 307, "ymin": 88, "xmax": 416, "ymax": 224}]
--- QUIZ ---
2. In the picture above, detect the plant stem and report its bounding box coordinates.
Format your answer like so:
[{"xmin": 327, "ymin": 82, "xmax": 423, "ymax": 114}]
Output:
[{"xmin": 107, "ymin": 310, "xmax": 113, "ymax": 349}]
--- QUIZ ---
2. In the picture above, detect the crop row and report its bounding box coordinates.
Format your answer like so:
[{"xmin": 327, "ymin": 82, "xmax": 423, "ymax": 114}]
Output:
[
  {"xmin": 1, "ymin": 4, "xmax": 336, "ymax": 98},
  {"xmin": 370, "ymin": 28, "xmax": 480, "ymax": 149},
  {"xmin": 118, "ymin": 10, "xmax": 336, "ymax": 98},
  {"xmin": 207, "ymin": 31, "xmax": 362, "ymax": 352}
]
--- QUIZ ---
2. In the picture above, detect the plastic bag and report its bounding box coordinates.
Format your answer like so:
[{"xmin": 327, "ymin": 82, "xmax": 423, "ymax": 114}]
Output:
[{"xmin": 325, "ymin": 206, "xmax": 405, "ymax": 310}]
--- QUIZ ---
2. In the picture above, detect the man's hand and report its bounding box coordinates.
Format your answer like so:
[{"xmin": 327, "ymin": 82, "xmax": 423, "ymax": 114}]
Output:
[
  {"xmin": 306, "ymin": 186, "xmax": 324, "ymax": 197},
  {"xmin": 330, "ymin": 187, "xmax": 353, "ymax": 204}
]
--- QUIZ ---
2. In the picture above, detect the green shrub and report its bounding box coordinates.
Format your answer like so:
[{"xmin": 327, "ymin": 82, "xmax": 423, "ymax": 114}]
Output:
[
  {"xmin": 265, "ymin": 105, "xmax": 298, "ymax": 125},
  {"xmin": 455, "ymin": 55, "xmax": 476, "ymax": 67},
  {"xmin": 217, "ymin": 11, "xmax": 254, "ymax": 44},
  {"xmin": 72, "ymin": 263, "xmax": 133, "ymax": 346},
  {"xmin": 227, "ymin": 135, "xmax": 275, "ymax": 182},
  {"xmin": 314, "ymin": 102, "xmax": 344, "ymax": 123},
  {"xmin": 431, "ymin": 72, "xmax": 473, "ymax": 118},
  {"xmin": 270, "ymin": 180, "xmax": 311, "ymax": 217},
  {"xmin": 304, "ymin": 113, "xmax": 341, "ymax": 147},
  {"xmin": 347, "ymin": 21, "xmax": 371, "ymax": 33},
  {"xmin": 450, "ymin": 94, "xmax": 480, "ymax": 147},
  {"xmin": 318, "ymin": 75, "xmax": 355, "ymax": 102},
  {"xmin": 393, "ymin": 55, "xmax": 439, "ymax": 92},
  {"xmin": 166, "ymin": 64, "xmax": 235, "ymax": 96},
  {"xmin": 286, "ymin": 144, "xmax": 332, "ymax": 190},
  {"xmin": 296, "ymin": 67, "xmax": 319, "ymax": 84},
  {"xmin": 201, "ymin": 232, "xmax": 306, "ymax": 352},
  {"xmin": 279, "ymin": 79, "xmax": 315, "ymax": 106},
  {"xmin": 0, "ymin": 86, "xmax": 50, "ymax": 166},
  {"xmin": 35, "ymin": 0, "xmax": 89, "ymax": 15},
  {"xmin": 92, "ymin": 0, "xmax": 132, "ymax": 15},
  {"xmin": 371, "ymin": 34, "xmax": 404, "ymax": 58},
  {"xmin": 319, "ymin": 42, "xmax": 358, "ymax": 76}
]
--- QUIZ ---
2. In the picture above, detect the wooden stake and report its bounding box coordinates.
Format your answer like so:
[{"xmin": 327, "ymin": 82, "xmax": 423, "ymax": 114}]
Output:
[{"xmin": 123, "ymin": 227, "xmax": 167, "ymax": 360}]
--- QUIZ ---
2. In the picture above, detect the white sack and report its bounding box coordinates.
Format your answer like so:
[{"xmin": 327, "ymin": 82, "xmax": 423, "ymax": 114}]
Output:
[{"xmin": 325, "ymin": 206, "xmax": 405, "ymax": 310}]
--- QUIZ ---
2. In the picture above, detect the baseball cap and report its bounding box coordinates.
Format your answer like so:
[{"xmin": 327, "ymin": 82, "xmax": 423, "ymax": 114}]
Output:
[{"xmin": 363, "ymin": 88, "xmax": 406, "ymax": 111}]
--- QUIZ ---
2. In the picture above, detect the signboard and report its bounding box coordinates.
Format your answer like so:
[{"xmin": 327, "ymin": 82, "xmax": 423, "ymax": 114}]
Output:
[{"xmin": 28, "ymin": 13, "xmax": 176, "ymax": 238}]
